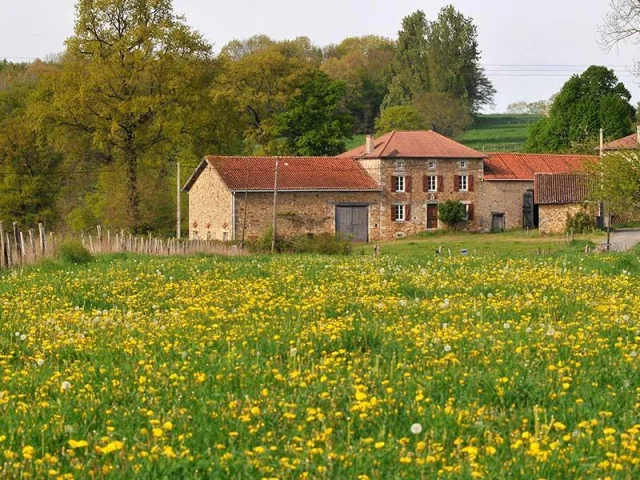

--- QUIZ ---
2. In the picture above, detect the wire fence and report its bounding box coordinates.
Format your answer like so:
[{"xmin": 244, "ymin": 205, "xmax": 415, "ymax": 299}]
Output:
[{"xmin": 0, "ymin": 221, "xmax": 244, "ymax": 270}]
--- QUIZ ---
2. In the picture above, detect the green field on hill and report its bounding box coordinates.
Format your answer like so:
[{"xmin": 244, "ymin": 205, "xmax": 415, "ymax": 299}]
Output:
[{"xmin": 346, "ymin": 114, "xmax": 541, "ymax": 153}]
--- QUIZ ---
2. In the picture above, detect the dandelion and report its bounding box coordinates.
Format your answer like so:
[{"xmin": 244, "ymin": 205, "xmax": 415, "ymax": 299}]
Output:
[
  {"xmin": 444, "ymin": 344, "xmax": 452, "ymax": 353},
  {"xmin": 36, "ymin": 358, "xmax": 45, "ymax": 367},
  {"xmin": 61, "ymin": 381, "xmax": 71, "ymax": 391},
  {"xmin": 410, "ymin": 423, "xmax": 423, "ymax": 435}
]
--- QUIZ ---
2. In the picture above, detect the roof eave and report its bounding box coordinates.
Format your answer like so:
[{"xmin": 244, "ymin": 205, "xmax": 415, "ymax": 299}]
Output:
[{"xmin": 182, "ymin": 158, "xmax": 209, "ymax": 193}]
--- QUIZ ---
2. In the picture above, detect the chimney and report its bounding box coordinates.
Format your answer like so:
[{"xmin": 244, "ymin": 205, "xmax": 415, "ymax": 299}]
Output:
[{"xmin": 365, "ymin": 134, "xmax": 374, "ymax": 155}]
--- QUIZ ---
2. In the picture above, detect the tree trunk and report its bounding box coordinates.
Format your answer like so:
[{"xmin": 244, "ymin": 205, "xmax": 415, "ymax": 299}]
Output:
[{"xmin": 125, "ymin": 147, "xmax": 141, "ymax": 233}]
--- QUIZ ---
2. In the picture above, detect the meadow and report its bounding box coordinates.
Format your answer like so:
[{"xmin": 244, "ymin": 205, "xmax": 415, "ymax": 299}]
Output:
[{"xmin": 1, "ymin": 244, "xmax": 640, "ymax": 478}]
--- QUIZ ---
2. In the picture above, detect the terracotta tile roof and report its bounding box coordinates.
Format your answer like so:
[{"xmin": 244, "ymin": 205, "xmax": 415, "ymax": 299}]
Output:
[
  {"xmin": 602, "ymin": 133, "xmax": 638, "ymax": 151},
  {"xmin": 339, "ymin": 131, "xmax": 486, "ymax": 159},
  {"xmin": 484, "ymin": 153, "xmax": 597, "ymax": 181},
  {"xmin": 183, "ymin": 156, "xmax": 381, "ymax": 192},
  {"xmin": 534, "ymin": 173, "xmax": 593, "ymax": 204}
]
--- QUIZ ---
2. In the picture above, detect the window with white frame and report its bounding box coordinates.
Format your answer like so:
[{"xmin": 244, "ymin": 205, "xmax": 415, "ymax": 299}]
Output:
[
  {"xmin": 427, "ymin": 175, "xmax": 438, "ymax": 192},
  {"xmin": 395, "ymin": 160, "xmax": 405, "ymax": 170},
  {"xmin": 462, "ymin": 203, "xmax": 471, "ymax": 220},
  {"xmin": 459, "ymin": 160, "xmax": 468, "ymax": 169},
  {"xmin": 394, "ymin": 175, "xmax": 405, "ymax": 192},
  {"xmin": 393, "ymin": 204, "xmax": 406, "ymax": 222},
  {"xmin": 428, "ymin": 160, "xmax": 437, "ymax": 170},
  {"xmin": 459, "ymin": 175, "xmax": 469, "ymax": 192}
]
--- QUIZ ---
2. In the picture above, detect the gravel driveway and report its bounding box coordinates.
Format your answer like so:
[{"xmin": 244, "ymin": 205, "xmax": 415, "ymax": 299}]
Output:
[{"xmin": 606, "ymin": 229, "xmax": 640, "ymax": 252}]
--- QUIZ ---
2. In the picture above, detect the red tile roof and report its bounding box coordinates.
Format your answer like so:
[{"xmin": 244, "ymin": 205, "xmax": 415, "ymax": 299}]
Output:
[
  {"xmin": 339, "ymin": 131, "xmax": 486, "ymax": 159},
  {"xmin": 534, "ymin": 173, "xmax": 593, "ymax": 204},
  {"xmin": 484, "ymin": 153, "xmax": 597, "ymax": 181},
  {"xmin": 183, "ymin": 156, "xmax": 381, "ymax": 192},
  {"xmin": 602, "ymin": 133, "xmax": 638, "ymax": 151}
]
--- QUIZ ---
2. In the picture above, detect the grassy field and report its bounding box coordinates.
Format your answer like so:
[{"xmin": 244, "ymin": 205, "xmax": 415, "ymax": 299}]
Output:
[
  {"xmin": 359, "ymin": 230, "xmax": 604, "ymax": 258},
  {"xmin": 1, "ymin": 238, "xmax": 640, "ymax": 478},
  {"xmin": 346, "ymin": 114, "xmax": 541, "ymax": 153}
]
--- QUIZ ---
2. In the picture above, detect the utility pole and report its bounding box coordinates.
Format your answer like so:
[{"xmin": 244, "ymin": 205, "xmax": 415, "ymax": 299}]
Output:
[
  {"xmin": 599, "ymin": 129, "xmax": 611, "ymax": 251},
  {"xmin": 271, "ymin": 158, "xmax": 279, "ymax": 254},
  {"xmin": 241, "ymin": 162, "xmax": 250, "ymax": 248},
  {"xmin": 176, "ymin": 161, "xmax": 181, "ymax": 240}
]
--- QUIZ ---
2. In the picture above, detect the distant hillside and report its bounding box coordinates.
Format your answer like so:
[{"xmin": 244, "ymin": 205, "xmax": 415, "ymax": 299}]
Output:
[
  {"xmin": 456, "ymin": 114, "xmax": 542, "ymax": 152},
  {"xmin": 345, "ymin": 114, "xmax": 542, "ymax": 153}
]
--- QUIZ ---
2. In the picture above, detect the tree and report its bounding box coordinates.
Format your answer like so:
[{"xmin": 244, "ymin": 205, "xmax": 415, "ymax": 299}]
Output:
[
  {"xmin": 322, "ymin": 36, "xmax": 395, "ymax": 133},
  {"xmin": 276, "ymin": 70, "xmax": 353, "ymax": 156},
  {"xmin": 382, "ymin": 6, "xmax": 494, "ymax": 115},
  {"xmin": 424, "ymin": 6, "xmax": 495, "ymax": 113},
  {"xmin": 381, "ymin": 11, "xmax": 430, "ymax": 109},
  {"xmin": 214, "ymin": 43, "xmax": 312, "ymax": 153},
  {"xmin": 587, "ymin": 152, "xmax": 640, "ymax": 221},
  {"xmin": 33, "ymin": 0, "xmax": 213, "ymax": 233},
  {"xmin": 525, "ymin": 66, "xmax": 635, "ymax": 153},
  {"xmin": 438, "ymin": 200, "xmax": 466, "ymax": 228},
  {"xmin": 0, "ymin": 63, "xmax": 62, "ymax": 227},
  {"xmin": 413, "ymin": 92, "xmax": 472, "ymax": 137},
  {"xmin": 375, "ymin": 105, "xmax": 426, "ymax": 134}
]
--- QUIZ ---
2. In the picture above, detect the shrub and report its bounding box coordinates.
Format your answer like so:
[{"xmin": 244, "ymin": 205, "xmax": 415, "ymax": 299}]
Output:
[
  {"xmin": 566, "ymin": 210, "xmax": 595, "ymax": 234},
  {"xmin": 438, "ymin": 200, "xmax": 466, "ymax": 229},
  {"xmin": 249, "ymin": 230, "xmax": 352, "ymax": 255},
  {"xmin": 57, "ymin": 240, "xmax": 94, "ymax": 264}
]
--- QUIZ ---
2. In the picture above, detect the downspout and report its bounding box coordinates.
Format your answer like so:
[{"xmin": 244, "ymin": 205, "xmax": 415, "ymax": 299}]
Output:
[{"xmin": 232, "ymin": 192, "xmax": 236, "ymax": 242}]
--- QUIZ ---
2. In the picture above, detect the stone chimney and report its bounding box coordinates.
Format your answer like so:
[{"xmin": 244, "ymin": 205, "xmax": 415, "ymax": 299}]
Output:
[{"xmin": 365, "ymin": 134, "xmax": 374, "ymax": 155}]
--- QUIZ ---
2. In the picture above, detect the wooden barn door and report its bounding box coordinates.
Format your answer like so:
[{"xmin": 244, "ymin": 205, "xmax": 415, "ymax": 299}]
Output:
[
  {"xmin": 426, "ymin": 204, "xmax": 439, "ymax": 229},
  {"xmin": 335, "ymin": 206, "xmax": 369, "ymax": 242},
  {"xmin": 523, "ymin": 191, "xmax": 536, "ymax": 229}
]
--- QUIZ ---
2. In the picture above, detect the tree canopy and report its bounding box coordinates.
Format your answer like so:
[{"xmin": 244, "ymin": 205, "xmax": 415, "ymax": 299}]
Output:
[{"xmin": 524, "ymin": 66, "xmax": 635, "ymax": 153}]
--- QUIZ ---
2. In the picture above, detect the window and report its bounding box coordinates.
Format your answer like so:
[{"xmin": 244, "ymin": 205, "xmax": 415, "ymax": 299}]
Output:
[
  {"xmin": 462, "ymin": 203, "xmax": 474, "ymax": 221},
  {"xmin": 458, "ymin": 175, "xmax": 469, "ymax": 192},
  {"xmin": 459, "ymin": 160, "xmax": 468, "ymax": 169},
  {"xmin": 393, "ymin": 205, "xmax": 406, "ymax": 222},
  {"xmin": 395, "ymin": 160, "xmax": 405, "ymax": 170},
  {"xmin": 427, "ymin": 175, "xmax": 438, "ymax": 192},
  {"xmin": 428, "ymin": 161, "xmax": 437, "ymax": 170},
  {"xmin": 394, "ymin": 175, "xmax": 405, "ymax": 192}
]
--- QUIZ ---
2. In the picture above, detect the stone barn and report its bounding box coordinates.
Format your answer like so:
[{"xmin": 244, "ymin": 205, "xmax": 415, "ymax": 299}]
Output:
[
  {"xmin": 534, "ymin": 173, "xmax": 598, "ymax": 235},
  {"xmin": 182, "ymin": 156, "xmax": 381, "ymax": 242},
  {"xmin": 480, "ymin": 153, "xmax": 597, "ymax": 231}
]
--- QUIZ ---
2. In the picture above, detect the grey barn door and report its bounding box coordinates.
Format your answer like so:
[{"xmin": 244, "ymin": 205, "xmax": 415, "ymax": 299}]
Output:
[{"xmin": 335, "ymin": 206, "xmax": 369, "ymax": 242}]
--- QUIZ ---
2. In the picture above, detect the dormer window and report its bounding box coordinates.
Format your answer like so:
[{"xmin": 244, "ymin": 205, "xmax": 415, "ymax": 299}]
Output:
[
  {"xmin": 428, "ymin": 161, "xmax": 437, "ymax": 170},
  {"xmin": 459, "ymin": 160, "xmax": 468, "ymax": 169}
]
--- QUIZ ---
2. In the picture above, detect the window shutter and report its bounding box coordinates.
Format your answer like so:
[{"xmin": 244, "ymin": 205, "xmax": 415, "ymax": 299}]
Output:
[
  {"xmin": 391, "ymin": 206, "xmax": 396, "ymax": 222},
  {"xmin": 454, "ymin": 175, "xmax": 460, "ymax": 192},
  {"xmin": 423, "ymin": 175, "xmax": 428, "ymax": 192},
  {"xmin": 469, "ymin": 175, "xmax": 474, "ymax": 192},
  {"xmin": 406, "ymin": 176, "xmax": 412, "ymax": 193},
  {"xmin": 468, "ymin": 204, "xmax": 475, "ymax": 221},
  {"xmin": 438, "ymin": 175, "xmax": 444, "ymax": 192},
  {"xmin": 390, "ymin": 176, "xmax": 396, "ymax": 191},
  {"xmin": 405, "ymin": 205, "xmax": 411, "ymax": 221}
]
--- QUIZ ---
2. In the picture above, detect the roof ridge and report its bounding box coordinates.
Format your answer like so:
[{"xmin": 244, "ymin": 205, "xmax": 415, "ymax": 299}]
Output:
[
  {"xmin": 378, "ymin": 131, "xmax": 396, "ymax": 158},
  {"xmin": 487, "ymin": 152, "xmax": 598, "ymax": 158}
]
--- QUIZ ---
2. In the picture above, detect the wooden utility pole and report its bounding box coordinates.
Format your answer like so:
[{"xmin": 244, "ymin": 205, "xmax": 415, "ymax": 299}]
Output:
[
  {"xmin": 176, "ymin": 161, "xmax": 181, "ymax": 240},
  {"xmin": 241, "ymin": 162, "xmax": 250, "ymax": 248},
  {"xmin": 599, "ymin": 128, "xmax": 611, "ymax": 251},
  {"xmin": 271, "ymin": 158, "xmax": 280, "ymax": 254}
]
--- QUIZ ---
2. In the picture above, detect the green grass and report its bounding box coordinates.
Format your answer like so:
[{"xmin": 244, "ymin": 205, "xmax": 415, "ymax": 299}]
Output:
[
  {"xmin": 345, "ymin": 114, "xmax": 541, "ymax": 153},
  {"xmin": 358, "ymin": 229, "xmax": 603, "ymax": 258},
  {"xmin": 455, "ymin": 114, "xmax": 541, "ymax": 152}
]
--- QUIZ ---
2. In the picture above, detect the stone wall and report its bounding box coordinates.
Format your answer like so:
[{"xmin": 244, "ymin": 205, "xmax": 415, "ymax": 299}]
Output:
[
  {"xmin": 476, "ymin": 181, "xmax": 533, "ymax": 232},
  {"xmin": 235, "ymin": 191, "xmax": 382, "ymax": 242},
  {"xmin": 188, "ymin": 166, "xmax": 233, "ymax": 241},
  {"xmin": 539, "ymin": 204, "xmax": 585, "ymax": 235},
  {"xmin": 360, "ymin": 157, "xmax": 485, "ymax": 240}
]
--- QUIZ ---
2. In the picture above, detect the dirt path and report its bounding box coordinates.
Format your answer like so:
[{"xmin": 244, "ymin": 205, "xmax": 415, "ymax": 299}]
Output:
[{"xmin": 607, "ymin": 229, "xmax": 640, "ymax": 252}]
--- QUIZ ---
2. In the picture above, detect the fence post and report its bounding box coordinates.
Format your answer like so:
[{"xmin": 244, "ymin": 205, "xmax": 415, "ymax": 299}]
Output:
[
  {"xmin": 12, "ymin": 222, "xmax": 21, "ymax": 261},
  {"xmin": 0, "ymin": 221, "xmax": 5, "ymax": 269},
  {"xmin": 38, "ymin": 223, "xmax": 46, "ymax": 256}
]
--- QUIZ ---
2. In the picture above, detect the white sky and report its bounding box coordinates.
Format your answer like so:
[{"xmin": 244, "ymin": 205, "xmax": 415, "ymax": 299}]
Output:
[{"xmin": 1, "ymin": 0, "xmax": 640, "ymax": 112}]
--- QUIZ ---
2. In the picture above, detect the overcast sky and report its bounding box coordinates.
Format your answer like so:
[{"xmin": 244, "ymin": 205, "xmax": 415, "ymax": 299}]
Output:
[{"xmin": 2, "ymin": 0, "xmax": 640, "ymax": 112}]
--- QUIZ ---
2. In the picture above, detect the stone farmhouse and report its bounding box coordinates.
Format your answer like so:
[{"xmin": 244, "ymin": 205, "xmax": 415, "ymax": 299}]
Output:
[{"xmin": 184, "ymin": 130, "xmax": 598, "ymax": 242}]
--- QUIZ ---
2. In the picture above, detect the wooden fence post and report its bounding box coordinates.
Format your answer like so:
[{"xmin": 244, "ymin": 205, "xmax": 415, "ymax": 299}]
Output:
[{"xmin": 0, "ymin": 221, "xmax": 5, "ymax": 269}]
